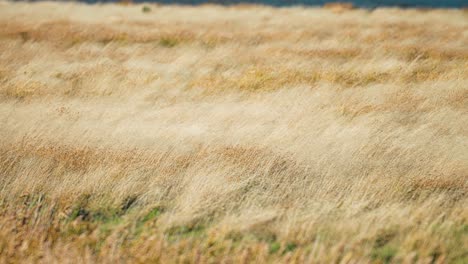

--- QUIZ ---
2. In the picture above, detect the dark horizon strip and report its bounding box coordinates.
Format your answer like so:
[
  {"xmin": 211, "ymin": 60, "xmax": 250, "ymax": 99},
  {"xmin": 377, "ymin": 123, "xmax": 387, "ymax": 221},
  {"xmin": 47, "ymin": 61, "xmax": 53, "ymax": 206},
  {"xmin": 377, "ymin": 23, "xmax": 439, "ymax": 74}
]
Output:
[{"xmin": 72, "ymin": 0, "xmax": 466, "ymax": 8}]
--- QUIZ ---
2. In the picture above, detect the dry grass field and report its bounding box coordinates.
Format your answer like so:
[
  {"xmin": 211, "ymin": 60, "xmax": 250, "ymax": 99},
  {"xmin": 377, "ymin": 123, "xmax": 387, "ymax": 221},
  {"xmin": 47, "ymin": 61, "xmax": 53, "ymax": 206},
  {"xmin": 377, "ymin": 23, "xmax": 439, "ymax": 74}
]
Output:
[{"xmin": 0, "ymin": 1, "xmax": 467, "ymax": 263}]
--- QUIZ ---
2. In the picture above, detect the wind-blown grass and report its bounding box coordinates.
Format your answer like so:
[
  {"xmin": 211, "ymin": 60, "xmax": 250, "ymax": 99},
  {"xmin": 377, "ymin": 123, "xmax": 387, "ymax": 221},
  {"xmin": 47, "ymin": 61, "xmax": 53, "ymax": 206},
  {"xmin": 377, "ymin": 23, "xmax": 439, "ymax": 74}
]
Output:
[{"xmin": 0, "ymin": 1, "xmax": 467, "ymax": 263}]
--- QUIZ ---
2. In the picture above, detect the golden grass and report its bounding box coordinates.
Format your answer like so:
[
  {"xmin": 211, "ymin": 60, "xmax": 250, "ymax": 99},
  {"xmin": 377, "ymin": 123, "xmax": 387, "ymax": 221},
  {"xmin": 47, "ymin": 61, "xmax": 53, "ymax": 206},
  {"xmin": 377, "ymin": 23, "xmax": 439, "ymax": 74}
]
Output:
[{"xmin": 0, "ymin": 1, "xmax": 467, "ymax": 263}]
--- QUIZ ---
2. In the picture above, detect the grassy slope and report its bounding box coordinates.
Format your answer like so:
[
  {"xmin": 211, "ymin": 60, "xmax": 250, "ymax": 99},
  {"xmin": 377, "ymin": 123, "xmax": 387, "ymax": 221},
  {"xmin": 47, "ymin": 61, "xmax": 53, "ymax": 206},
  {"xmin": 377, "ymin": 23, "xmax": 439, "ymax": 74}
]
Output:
[{"xmin": 0, "ymin": 1, "xmax": 467, "ymax": 263}]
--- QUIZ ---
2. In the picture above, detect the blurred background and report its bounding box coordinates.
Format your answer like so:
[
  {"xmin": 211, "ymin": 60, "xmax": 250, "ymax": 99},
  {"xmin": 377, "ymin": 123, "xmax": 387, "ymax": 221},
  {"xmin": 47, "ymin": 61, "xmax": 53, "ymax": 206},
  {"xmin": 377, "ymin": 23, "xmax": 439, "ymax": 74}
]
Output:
[
  {"xmin": 17, "ymin": 0, "xmax": 467, "ymax": 8},
  {"xmin": 78, "ymin": 0, "xmax": 466, "ymax": 8}
]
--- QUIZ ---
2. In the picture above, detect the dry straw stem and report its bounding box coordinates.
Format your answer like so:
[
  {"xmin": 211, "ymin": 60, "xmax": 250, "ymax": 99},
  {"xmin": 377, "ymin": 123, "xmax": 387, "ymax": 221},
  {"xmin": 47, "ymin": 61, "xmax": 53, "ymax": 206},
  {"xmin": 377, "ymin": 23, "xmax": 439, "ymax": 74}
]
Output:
[{"xmin": 0, "ymin": 1, "xmax": 467, "ymax": 263}]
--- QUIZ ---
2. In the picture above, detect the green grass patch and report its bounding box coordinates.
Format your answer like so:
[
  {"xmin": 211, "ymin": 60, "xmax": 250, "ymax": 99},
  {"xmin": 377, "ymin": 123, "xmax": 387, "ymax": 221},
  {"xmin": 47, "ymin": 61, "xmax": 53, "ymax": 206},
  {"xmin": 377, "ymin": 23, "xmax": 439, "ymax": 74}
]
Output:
[
  {"xmin": 370, "ymin": 229, "xmax": 398, "ymax": 263},
  {"xmin": 142, "ymin": 6, "xmax": 151, "ymax": 13},
  {"xmin": 133, "ymin": 207, "xmax": 164, "ymax": 236},
  {"xmin": 166, "ymin": 224, "xmax": 206, "ymax": 239},
  {"xmin": 371, "ymin": 244, "xmax": 397, "ymax": 263},
  {"xmin": 141, "ymin": 207, "xmax": 163, "ymax": 223},
  {"xmin": 269, "ymin": 241, "xmax": 281, "ymax": 254},
  {"xmin": 159, "ymin": 37, "xmax": 179, "ymax": 48},
  {"xmin": 283, "ymin": 242, "xmax": 298, "ymax": 253}
]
